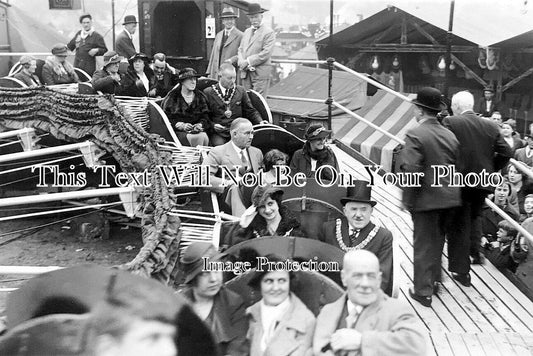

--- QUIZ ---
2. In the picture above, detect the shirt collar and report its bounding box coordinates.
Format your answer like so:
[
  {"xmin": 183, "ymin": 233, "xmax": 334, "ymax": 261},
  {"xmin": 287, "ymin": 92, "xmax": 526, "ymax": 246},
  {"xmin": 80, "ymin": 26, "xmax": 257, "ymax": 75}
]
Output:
[
  {"xmin": 231, "ymin": 141, "xmax": 245, "ymax": 155},
  {"xmin": 346, "ymin": 299, "xmax": 364, "ymax": 316}
]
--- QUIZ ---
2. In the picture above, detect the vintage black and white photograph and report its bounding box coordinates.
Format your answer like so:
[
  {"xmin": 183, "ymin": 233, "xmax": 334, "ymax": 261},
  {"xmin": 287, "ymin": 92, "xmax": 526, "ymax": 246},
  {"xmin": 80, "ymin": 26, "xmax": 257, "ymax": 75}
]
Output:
[{"xmin": 1, "ymin": 0, "xmax": 533, "ymax": 355}]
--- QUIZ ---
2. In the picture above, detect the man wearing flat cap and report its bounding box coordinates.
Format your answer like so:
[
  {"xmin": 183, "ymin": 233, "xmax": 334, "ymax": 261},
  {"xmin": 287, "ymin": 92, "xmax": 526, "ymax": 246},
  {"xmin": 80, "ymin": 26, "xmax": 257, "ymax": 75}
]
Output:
[
  {"xmin": 67, "ymin": 14, "xmax": 107, "ymax": 76},
  {"xmin": 91, "ymin": 50, "xmax": 124, "ymax": 94},
  {"xmin": 290, "ymin": 124, "xmax": 338, "ymax": 182},
  {"xmin": 397, "ymin": 87, "xmax": 461, "ymax": 307},
  {"xmin": 207, "ymin": 7, "xmax": 243, "ymax": 79},
  {"xmin": 237, "ymin": 3, "xmax": 275, "ymax": 96},
  {"xmin": 116, "ymin": 15, "xmax": 138, "ymax": 59},
  {"xmin": 13, "ymin": 56, "xmax": 41, "ymax": 87},
  {"xmin": 42, "ymin": 43, "xmax": 79, "ymax": 85},
  {"xmin": 477, "ymin": 86, "xmax": 500, "ymax": 118},
  {"xmin": 178, "ymin": 242, "xmax": 249, "ymax": 356},
  {"xmin": 319, "ymin": 180, "xmax": 394, "ymax": 295}
]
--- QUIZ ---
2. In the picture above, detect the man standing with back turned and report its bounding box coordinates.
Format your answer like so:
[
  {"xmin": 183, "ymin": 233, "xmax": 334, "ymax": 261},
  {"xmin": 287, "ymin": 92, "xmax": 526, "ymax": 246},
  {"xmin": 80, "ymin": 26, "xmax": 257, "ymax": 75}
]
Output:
[
  {"xmin": 398, "ymin": 87, "xmax": 461, "ymax": 307},
  {"xmin": 443, "ymin": 91, "xmax": 512, "ymax": 286}
]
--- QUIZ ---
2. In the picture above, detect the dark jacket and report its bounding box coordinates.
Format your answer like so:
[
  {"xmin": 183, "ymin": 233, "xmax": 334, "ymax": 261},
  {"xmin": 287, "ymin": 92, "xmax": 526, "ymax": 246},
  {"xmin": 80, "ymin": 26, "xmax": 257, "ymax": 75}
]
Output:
[
  {"xmin": 319, "ymin": 219, "xmax": 393, "ymax": 295},
  {"xmin": 42, "ymin": 56, "xmax": 79, "ymax": 85},
  {"xmin": 398, "ymin": 118, "xmax": 461, "ymax": 212},
  {"xmin": 442, "ymin": 111, "xmax": 513, "ymax": 192},
  {"xmin": 477, "ymin": 97, "xmax": 500, "ymax": 117},
  {"xmin": 120, "ymin": 67, "xmax": 155, "ymax": 97},
  {"xmin": 115, "ymin": 30, "xmax": 136, "ymax": 58},
  {"xmin": 204, "ymin": 84, "xmax": 262, "ymax": 132},
  {"xmin": 153, "ymin": 68, "xmax": 178, "ymax": 98},
  {"xmin": 481, "ymin": 201, "xmax": 519, "ymax": 241},
  {"xmin": 67, "ymin": 30, "xmax": 107, "ymax": 76},
  {"xmin": 289, "ymin": 144, "xmax": 338, "ymax": 182},
  {"xmin": 91, "ymin": 69, "xmax": 122, "ymax": 94},
  {"xmin": 13, "ymin": 71, "xmax": 41, "ymax": 87},
  {"xmin": 230, "ymin": 205, "xmax": 305, "ymax": 246},
  {"xmin": 181, "ymin": 286, "xmax": 249, "ymax": 356}
]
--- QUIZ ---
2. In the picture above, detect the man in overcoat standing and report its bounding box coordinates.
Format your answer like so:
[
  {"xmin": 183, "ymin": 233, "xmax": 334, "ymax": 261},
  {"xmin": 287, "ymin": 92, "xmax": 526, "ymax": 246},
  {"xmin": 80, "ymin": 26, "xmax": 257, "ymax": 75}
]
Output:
[
  {"xmin": 443, "ymin": 91, "xmax": 513, "ymax": 286},
  {"xmin": 397, "ymin": 87, "xmax": 461, "ymax": 307},
  {"xmin": 207, "ymin": 7, "xmax": 243, "ymax": 79},
  {"xmin": 67, "ymin": 14, "xmax": 107, "ymax": 76}
]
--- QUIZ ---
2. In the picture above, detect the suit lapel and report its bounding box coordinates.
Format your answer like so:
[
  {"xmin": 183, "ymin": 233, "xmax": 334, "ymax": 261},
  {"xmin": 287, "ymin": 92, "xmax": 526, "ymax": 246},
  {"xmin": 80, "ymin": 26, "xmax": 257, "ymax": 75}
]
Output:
[
  {"xmin": 224, "ymin": 30, "xmax": 237, "ymax": 47},
  {"xmin": 341, "ymin": 219, "xmax": 351, "ymax": 247},
  {"xmin": 246, "ymin": 27, "xmax": 260, "ymax": 51}
]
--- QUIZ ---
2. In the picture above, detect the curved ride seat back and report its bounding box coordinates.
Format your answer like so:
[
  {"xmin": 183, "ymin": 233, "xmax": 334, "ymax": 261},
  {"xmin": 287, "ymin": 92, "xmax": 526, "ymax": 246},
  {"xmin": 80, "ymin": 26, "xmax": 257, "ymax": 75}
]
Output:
[
  {"xmin": 34, "ymin": 59, "xmax": 45, "ymax": 84},
  {"xmin": 225, "ymin": 268, "xmax": 344, "ymax": 316},
  {"xmin": 252, "ymin": 125, "xmax": 305, "ymax": 158},
  {"xmin": 0, "ymin": 77, "xmax": 27, "ymax": 88},
  {"xmin": 77, "ymin": 82, "xmax": 95, "ymax": 94},
  {"xmin": 282, "ymin": 178, "xmax": 346, "ymax": 212},
  {"xmin": 197, "ymin": 78, "xmax": 218, "ymax": 92},
  {"xmin": 74, "ymin": 68, "xmax": 91, "ymax": 82},
  {"xmin": 8, "ymin": 61, "xmax": 22, "ymax": 76},
  {"xmin": 247, "ymin": 89, "xmax": 272, "ymax": 123}
]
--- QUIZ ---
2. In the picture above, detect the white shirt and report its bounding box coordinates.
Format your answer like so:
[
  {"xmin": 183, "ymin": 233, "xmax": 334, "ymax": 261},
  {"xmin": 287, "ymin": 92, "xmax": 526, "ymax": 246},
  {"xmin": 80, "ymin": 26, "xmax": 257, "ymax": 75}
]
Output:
[
  {"xmin": 260, "ymin": 297, "xmax": 291, "ymax": 353},
  {"xmin": 231, "ymin": 141, "xmax": 251, "ymax": 165},
  {"xmin": 138, "ymin": 71, "xmax": 149, "ymax": 92},
  {"xmin": 486, "ymin": 100, "xmax": 492, "ymax": 111},
  {"xmin": 346, "ymin": 300, "xmax": 364, "ymax": 328},
  {"xmin": 310, "ymin": 158, "xmax": 317, "ymax": 171}
]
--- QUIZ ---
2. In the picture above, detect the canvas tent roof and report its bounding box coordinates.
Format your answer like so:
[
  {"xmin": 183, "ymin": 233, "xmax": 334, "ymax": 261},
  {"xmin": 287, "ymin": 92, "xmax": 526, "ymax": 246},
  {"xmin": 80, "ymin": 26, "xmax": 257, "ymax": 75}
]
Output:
[
  {"xmin": 334, "ymin": 90, "xmax": 417, "ymax": 172},
  {"xmin": 317, "ymin": 3, "xmax": 533, "ymax": 48},
  {"xmin": 267, "ymin": 66, "xmax": 367, "ymax": 121}
]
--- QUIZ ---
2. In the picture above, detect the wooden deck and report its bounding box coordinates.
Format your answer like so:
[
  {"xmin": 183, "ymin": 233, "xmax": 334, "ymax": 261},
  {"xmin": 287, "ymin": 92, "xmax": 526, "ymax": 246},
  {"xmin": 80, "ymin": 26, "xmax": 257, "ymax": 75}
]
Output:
[{"xmin": 333, "ymin": 145, "xmax": 533, "ymax": 356}]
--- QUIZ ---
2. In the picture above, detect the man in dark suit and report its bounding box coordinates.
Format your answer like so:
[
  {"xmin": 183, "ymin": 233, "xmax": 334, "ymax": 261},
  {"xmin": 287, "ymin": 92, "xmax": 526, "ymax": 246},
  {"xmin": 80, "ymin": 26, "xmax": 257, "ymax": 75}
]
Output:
[
  {"xmin": 150, "ymin": 52, "xmax": 178, "ymax": 98},
  {"xmin": 206, "ymin": 7, "xmax": 243, "ymax": 79},
  {"xmin": 204, "ymin": 63, "xmax": 264, "ymax": 146},
  {"xmin": 115, "ymin": 15, "xmax": 137, "ymax": 59},
  {"xmin": 237, "ymin": 3, "xmax": 275, "ymax": 96},
  {"xmin": 397, "ymin": 87, "xmax": 461, "ymax": 307},
  {"xmin": 477, "ymin": 87, "xmax": 500, "ymax": 117},
  {"xmin": 443, "ymin": 90, "xmax": 513, "ymax": 286},
  {"xmin": 202, "ymin": 118, "xmax": 263, "ymax": 216},
  {"xmin": 319, "ymin": 180, "xmax": 393, "ymax": 295},
  {"xmin": 67, "ymin": 14, "xmax": 107, "ymax": 76}
]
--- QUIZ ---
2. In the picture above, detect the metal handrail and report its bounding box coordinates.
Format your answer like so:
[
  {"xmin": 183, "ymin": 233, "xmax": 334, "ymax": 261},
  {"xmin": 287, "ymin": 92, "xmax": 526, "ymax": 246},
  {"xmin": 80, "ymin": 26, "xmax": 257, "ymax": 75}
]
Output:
[{"xmin": 509, "ymin": 158, "xmax": 533, "ymax": 181}]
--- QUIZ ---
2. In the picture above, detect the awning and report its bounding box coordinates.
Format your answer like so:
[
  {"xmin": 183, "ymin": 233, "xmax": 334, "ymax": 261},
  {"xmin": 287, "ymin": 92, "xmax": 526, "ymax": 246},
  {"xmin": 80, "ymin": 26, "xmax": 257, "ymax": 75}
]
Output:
[{"xmin": 335, "ymin": 90, "xmax": 416, "ymax": 172}]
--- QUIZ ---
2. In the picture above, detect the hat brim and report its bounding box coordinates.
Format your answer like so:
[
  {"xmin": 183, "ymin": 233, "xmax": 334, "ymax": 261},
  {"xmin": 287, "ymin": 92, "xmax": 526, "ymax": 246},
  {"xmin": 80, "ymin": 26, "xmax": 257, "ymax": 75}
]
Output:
[
  {"xmin": 123, "ymin": 21, "xmax": 138, "ymax": 25},
  {"xmin": 340, "ymin": 198, "xmax": 377, "ymax": 207},
  {"xmin": 412, "ymin": 99, "xmax": 446, "ymax": 112},
  {"xmin": 178, "ymin": 73, "xmax": 207, "ymax": 81},
  {"xmin": 247, "ymin": 10, "xmax": 267, "ymax": 15},
  {"xmin": 183, "ymin": 251, "xmax": 226, "ymax": 284},
  {"xmin": 305, "ymin": 130, "xmax": 332, "ymax": 140},
  {"xmin": 221, "ymin": 14, "xmax": 238, "ymax": 18}
]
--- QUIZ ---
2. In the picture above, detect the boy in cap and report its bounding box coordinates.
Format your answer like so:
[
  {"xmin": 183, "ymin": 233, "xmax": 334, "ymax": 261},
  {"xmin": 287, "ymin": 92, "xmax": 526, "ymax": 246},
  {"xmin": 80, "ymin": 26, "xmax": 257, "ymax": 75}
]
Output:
[{"xmin": 42, "ymin": 43, "xmax": 79, "ymax": 85}]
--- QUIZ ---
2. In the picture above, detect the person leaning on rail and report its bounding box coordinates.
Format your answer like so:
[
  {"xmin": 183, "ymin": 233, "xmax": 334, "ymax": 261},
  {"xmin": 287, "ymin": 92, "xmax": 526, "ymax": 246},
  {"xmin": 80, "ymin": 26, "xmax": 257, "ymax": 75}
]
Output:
[{"xmin": 42, "ymin": 43, "xmax": 80, "ymax": 85}]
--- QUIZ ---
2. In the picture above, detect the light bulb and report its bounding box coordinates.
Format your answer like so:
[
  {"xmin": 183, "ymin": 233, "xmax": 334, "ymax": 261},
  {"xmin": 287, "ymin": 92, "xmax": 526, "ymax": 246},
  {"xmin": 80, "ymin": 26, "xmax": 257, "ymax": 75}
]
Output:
[
  {"xmin": 371, "ymin": 56, "xmax": 379, "ymax": 70},
  {"xmin": 437, "ymin": 56, "xmax": 446, "ymax": 71},
  {"xmin": 392, "ymin": 56, "xmax": 399, "ymax": 67},
  {"xmin": 449, "ymin": 62, "xmax": 456, "ymax": 70}
]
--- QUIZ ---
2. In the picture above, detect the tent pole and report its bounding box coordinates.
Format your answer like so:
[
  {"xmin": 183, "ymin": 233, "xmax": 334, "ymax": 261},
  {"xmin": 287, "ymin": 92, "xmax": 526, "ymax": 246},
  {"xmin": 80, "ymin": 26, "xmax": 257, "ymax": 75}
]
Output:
[
  {"xmin": 327, "ymin": 0, "xmax": 334, "ymax": 130},
  {"xmin": 444, "ymin": 0, "xmax": 455, "ymax": 97},
  {"xmin": 112, "ymin": 0, "xmax": 116, "ymax": 51}
]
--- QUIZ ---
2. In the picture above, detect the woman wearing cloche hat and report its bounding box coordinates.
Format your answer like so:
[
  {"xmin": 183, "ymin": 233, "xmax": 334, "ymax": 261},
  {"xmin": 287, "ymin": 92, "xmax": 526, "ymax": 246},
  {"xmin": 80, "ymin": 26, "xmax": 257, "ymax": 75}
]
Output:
[
  {"xmin": 161, "ymin": 67, "xmax": 210, "ymax": 146},
  {"xmin": 41, "ymin": 43, "xmax": 79, "ymax": 85},
  {"xmin": 289, "ymin": 123, "xmax": 339, "ymax": 182},
  {"xmin": 91, "ymin": 50, "xmax": 124, "ymax": 94},
  {"xmin": 13, "ymin": 55, "xmax": 41, "ymax": 87},
  {"xmin": 178, "ymin": 242, "xmax": 249, "ymax": 356}
]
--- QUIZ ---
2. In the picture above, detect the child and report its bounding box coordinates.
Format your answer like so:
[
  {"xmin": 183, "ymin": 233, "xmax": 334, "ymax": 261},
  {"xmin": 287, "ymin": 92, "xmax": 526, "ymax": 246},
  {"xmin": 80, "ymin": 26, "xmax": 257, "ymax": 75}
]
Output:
[{"xmin": 482, "ymin": 220, "xmax": 519, "ymax": 273}]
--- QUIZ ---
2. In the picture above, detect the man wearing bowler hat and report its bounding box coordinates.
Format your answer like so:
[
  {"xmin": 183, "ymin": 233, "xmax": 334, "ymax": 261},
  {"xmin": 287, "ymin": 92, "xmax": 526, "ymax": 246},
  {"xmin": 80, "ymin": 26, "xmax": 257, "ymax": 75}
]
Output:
[
  {"xmin": 319, "ymin": 180, "xmax": 393, "ymax": 295},
  {"xmin": 397, "ymin": 87, "xmax": 461, "ymax": 307},
  {"xmin": 207, "ymin": 7, "xmax": 243, "ymax": 79},
  {"xmin": 116, "ymin": 15, "xmax": 138, "ymax": 59},
  {"xmin": 237, "ymin": 3, "xmax": 275, "ymax": 96},
  {"xmin": 477, "ymin": 86, "xmax": 500, "ymax": 118}
]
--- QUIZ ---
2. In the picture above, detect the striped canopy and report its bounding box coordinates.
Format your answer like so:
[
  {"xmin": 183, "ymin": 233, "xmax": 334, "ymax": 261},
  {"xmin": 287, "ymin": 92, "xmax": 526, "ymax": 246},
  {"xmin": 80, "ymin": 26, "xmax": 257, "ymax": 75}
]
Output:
[{"xmin": 335, "ymin": 90, "xmax": 417, "ymax": 172}]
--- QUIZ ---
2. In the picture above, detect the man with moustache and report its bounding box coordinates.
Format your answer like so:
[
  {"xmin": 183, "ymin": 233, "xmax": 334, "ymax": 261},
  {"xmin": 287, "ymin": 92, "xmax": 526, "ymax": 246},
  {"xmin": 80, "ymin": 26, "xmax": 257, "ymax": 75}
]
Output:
[
  {"xmin": 204, "ymin": 63, "xmax": 264, "ymax": 146},
  {"xmin": 319, "ymin": 180, "xmax": 393, "ymax": 295},
  {"xmin": 237, "ymin": 3, "xmax": 275, "ymax": 96},
  {"xmin": 202, "ymin": 118, "xmax": 263, "ymax": 216},
  {"xmin": 207, "ymin": 7, "xmax": 243, "ymax": 79},
  {"xmin": 313, "ymin": 250, "xmax": 427, "ymax": 356}
]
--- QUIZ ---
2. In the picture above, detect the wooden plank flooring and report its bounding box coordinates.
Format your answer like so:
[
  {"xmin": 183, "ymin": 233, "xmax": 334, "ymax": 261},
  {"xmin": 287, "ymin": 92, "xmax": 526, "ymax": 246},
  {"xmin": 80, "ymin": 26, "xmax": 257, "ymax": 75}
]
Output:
[{"xmin": 332, "ymin": 145, "xmax": 533, "ymax": 355}]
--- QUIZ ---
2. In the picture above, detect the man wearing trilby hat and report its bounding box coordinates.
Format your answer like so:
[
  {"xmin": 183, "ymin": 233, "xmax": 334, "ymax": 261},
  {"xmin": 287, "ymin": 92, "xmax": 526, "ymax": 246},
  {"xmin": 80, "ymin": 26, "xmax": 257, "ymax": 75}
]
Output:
[
  {"xmin": 397, "ymin": 87, "xmax": 461, "ymax": 307},
  {"xmin": 319, "ymin": 180, "xmax": 393, "ymax": 295},
  {"xmin": 207, "ymin": 7, "xmax": 243, "ymax": 79},
  {"xmin": 115, "ymin": 15, "xmax": 138, "ymax": 59},
  {"xmin": 237, "ymin": 3, "xmax": 275, "ymax": 96},
  {"xmin": 477, "ymin": 86, "xmax": 500, "ymax": 118}
]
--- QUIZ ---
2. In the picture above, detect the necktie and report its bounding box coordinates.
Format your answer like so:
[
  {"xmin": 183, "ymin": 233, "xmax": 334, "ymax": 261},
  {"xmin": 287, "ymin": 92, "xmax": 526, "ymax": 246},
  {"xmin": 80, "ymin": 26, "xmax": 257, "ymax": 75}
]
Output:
[
  {"xmin": 349, "ymin": 230, "xmax": 360, "ymax": 247},
  {"xmin": 346, "ymin": 306, "xmax": 361, "ymax": 328},
  {"xmin": 222, "ymin": 30, "xmax": 228, "ymax": 46},
  {"xmin": 240, "ymin": 150, "xmax": 249, "ymax": 171}
]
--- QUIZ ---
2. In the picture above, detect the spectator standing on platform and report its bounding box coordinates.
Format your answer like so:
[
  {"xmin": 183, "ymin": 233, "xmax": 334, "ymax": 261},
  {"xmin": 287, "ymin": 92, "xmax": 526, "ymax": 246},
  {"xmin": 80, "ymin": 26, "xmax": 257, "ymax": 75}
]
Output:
[
  {"xmin": 204, "ymin": 63, "xmax": 264, "ymax": 146},
  {"xmin": 237, "ymin": 3, "xmax": 275, "ymax": 96},
  {"xmin": 515, "ymin": 133, "xmax": 533, "ymax": 168},
  {"xmin": 42, "ymin": 43, "xmax": 79, "ymax": 85},
  {"xmin": 319, "ymin": 180, "xmax": 393, "ymax": 295},
  {"xmin": 150, "ymin": 53, "xmax": 178, "ymax": 98},
  {"xmin": 313, "ymin": 250, "xmax": 427, "ymax": 356},
  {"xmin": 290, "ymin": 124, "xmax": 338, "ymax": 182},
  {"xmin": 116, "ymin": 15, "xmax": 138, "ymax": 59},
  {"xmin": 13, "ymin": 56, "xmax": 41, "ymax": 87},
  {"xmin": 443, "ymin": 91, "xmax": 513, "ymax": 286},
  {"xmin": 67, "ymin": 14, "xmax": 107, "ymax": 76},
  {"xmin": 92, "ymin": 51, "xmax": 124, "ymax": 95},
  {"xmin": 207, "ymin": 7, "xmax": 242, "ymax": 79},
  {"xmin": 398, "ymin": 87, "xmax": 461, "ymax": 307},
  {"xmin": 477, "ymin": 86, "xmax": 500, "ymax": 117}
]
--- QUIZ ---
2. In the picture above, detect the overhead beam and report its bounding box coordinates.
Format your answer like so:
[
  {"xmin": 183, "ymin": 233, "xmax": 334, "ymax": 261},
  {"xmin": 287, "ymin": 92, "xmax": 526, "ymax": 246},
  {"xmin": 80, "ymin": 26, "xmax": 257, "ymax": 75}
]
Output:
[
  {"xmin": 502, "ymin": 66, "xmax": 533, "ymax": 92},
  {"xmin": 341, "ymin": 44, "xmax": 474, "ymax": 53}
]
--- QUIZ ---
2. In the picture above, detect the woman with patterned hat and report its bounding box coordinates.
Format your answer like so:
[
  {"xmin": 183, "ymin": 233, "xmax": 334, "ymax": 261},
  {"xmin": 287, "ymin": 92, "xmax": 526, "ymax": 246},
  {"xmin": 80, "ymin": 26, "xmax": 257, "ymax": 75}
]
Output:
[
  {"xmin": 120, "ymin": 53, "xmax": 155, "ymax": 97},
  {"xmin": 161, "ymin": 67, "xmax": 210, "ymax": 146},
  {"xmin": 178, "ymin": 242, "xmax": 249, "ymax": 356},
  {"xmin": 91, "ymin": 50, "xmax": 124, "ymax": 94},
  {"xmin": 42, "ymin": 43, "xmax": 79, "ymax": 85}
]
